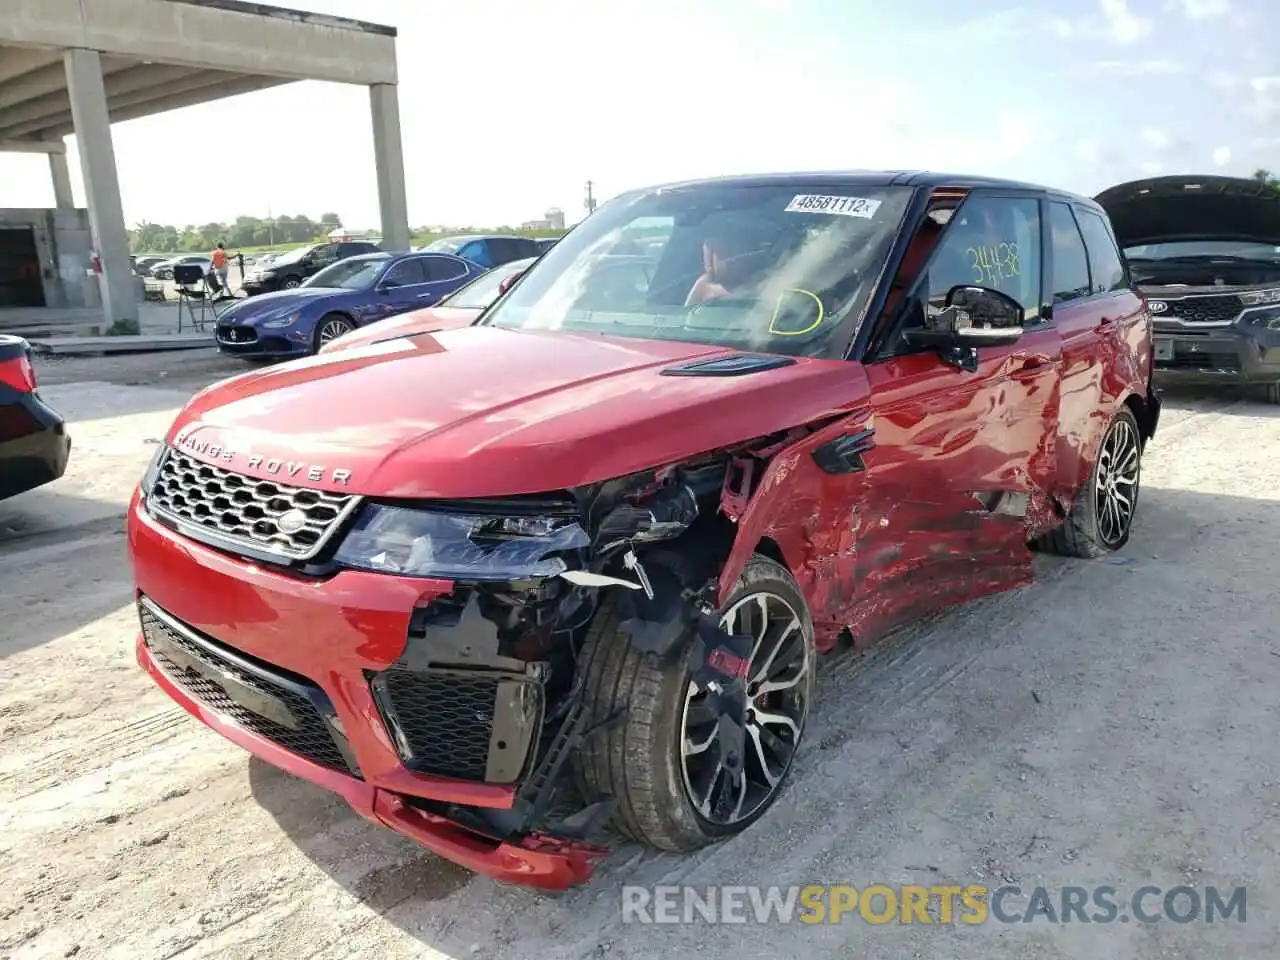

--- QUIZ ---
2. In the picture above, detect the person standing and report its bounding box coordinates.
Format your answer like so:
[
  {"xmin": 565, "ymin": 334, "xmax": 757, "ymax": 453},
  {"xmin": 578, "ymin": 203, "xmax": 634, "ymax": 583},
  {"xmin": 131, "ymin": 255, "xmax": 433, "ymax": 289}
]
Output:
[{"xmin": 210, "ymin": 242, "xmax": 230, "ymax": 298}]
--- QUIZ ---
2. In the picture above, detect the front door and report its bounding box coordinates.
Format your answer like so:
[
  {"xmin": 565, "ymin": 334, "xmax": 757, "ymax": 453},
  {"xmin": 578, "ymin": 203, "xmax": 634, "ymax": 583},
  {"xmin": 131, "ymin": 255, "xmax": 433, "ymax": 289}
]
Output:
[{"xmin": 852, "ymin": 192, "xmax": 1063, "ymax": 641}]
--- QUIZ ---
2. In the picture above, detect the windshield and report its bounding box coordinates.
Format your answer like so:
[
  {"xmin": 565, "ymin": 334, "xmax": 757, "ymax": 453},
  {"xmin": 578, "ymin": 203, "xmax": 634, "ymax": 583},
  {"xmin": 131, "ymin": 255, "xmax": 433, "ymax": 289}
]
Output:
[
  {"xmin": 1125, "ymin": 240, "xmax": 1280, "ymax": 261},
  {"xmin": 445, "ymin": 258, "xmax": 535, "ymax": 309},
  {"xmin": 423, "ymin": 236, "xmax": 474, "ymax": 254},
  {"xmin": 271, "ymin": 245, "xmax": 315, "ymax": 266},
  {"xmin": 305, "ymin": 256, "xmax": 388, "ymax": 290},
  {"xmin": 480, "ymin": 182, "xmax": 913, "ymax": 358}
]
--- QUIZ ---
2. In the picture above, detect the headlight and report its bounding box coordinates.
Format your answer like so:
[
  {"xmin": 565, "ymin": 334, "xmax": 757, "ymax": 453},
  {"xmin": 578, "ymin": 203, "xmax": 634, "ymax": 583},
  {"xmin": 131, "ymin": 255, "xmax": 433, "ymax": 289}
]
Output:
[
  {"xmin": 1239, "ymin": 288, "xmax": 1280, "ymax": 308},
  {"xmin": 334, "ymin": 504, "xmax": 589, "ymax": 580},
  {"xmin": 261, "ymin": 312, "xmax": 301, "ymax": 329},
  {"xmin": 140, "ymin": 443, "xmax": 166, "ymax": 496}
]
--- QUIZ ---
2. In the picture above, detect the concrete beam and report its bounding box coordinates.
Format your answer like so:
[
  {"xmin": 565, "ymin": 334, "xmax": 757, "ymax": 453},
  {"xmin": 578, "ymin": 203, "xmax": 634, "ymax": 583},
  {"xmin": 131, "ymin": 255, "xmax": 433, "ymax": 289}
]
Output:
[
  {"xmin": 0, "ymin": 45, "xmax": 60, "ymax": 85},
  {"xmin": 65, "ymin": 48, "xmax": 136, "ymax": 325},
  {"xmin": 0, "ymin": 65, "xmax": 238, "ymax": 139},
  {"xmin": 370, "ymin": 83, "xmax": 410, "ymax": 252},
  {"xmin": 0, "ymin": 138, "xmax": 65, "ymax": 154},
  {"xmin": 41, "ymin": 73, "xmax": 289, "ymax": 138},
  {"xmin": 48, "ymin": 148, "xmax": 73, "ymax": 208},
  {"xmin": 3, "ymin": 0, "xmax": 397, "ymax": 86}
]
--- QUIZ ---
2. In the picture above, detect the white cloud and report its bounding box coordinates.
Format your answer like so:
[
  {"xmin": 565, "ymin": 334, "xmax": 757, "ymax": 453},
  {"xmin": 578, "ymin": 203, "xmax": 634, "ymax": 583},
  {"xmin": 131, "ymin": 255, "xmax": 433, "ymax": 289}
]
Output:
[
  {"xmin": 1050, "ymin": 17, "xmax": 1075, "ymax": 37},
  {"xmin": 1248, "ymin": 76, "xmax": 1280, "ymax": 126},
  {"xmin": 1141, "ymin": 127, "xmax": 1173, "ymax": 151},
  {"xmin": 1212, "ymin": 145, "xmax": 1232, "ymax": 166},
  {"xmin": 1179, "ymin": 0, "xmax": 1229, "ymax": 18},
  {"xmin": 1140, "ymin": 160, "xmax": 1165, "ymax": 175},
  {"xmin": 1091, "ymin": 59, "xmax": 1183, "ymax": 76},
  {"xmin": 1100, "ymin": 0, "xmax": 1152, "ymax": 42}
]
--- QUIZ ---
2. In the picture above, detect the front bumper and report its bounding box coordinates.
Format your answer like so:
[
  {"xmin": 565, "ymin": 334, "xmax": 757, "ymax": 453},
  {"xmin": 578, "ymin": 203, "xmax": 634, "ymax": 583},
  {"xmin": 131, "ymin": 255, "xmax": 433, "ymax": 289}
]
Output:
[
  {"xmin": 215, "ymin": 323, "xmax": 308, "ymax": 359},
  {"xmin": 0, "ymin": 387, "xmax": 72, "ymax": 499},
  {"xmin": 1151, "ymin": 317, "xmax": 1280, "ymax": 386},
  {"xmin": 127, "ymin": 494, "xmax": 606, "ymax": 889}
]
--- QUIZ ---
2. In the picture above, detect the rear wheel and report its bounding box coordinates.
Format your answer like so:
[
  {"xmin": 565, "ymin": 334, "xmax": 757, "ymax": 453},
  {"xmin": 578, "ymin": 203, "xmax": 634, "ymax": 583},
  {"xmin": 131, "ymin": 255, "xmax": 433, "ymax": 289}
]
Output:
[
  {"xmin": 280, "ymin": 275, "xmax": 302, "ymax": 290},
  {"xmin": 314, "ymin": 314, "xmax": 354, "ymax": 352},
  {"xmin": 573, "ymin": 554, "xmax": 814, "ymax": 851},
  {"xmin": 1259, "ymin": 382, "xmax": 1280, "ymax": 405},
  {"xmin": 1039, "ymin": 406, "xmax": 1142, "ymax": 558}
]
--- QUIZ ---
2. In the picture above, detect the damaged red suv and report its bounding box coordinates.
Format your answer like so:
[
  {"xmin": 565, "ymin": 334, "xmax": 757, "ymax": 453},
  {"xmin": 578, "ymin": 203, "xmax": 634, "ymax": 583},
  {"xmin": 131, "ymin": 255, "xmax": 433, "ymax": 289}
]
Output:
[{"xmin": 129, "ymin": 172, "xmax": 1159, "ymax": 890}]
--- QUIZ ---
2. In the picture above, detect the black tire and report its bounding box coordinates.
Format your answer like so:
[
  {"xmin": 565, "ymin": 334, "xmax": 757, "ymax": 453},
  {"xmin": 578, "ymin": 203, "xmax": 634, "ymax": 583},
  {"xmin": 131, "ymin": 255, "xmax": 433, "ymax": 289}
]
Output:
[
  {"xmin": 313, "ymin": 313, "xmax": 354, "ymax": 352},
  {"xmin": 1259, "ymin": 382, "xmax": 1280, "ymax": 405},
  {"xmin": 280, "ymin": 275, "xmax": 302, "ymax": 290},
  {"xmin": 573, "ymin": 554, "xmax": 815, "ymax": 852},
  {"xmin": 1039, "ymin": 406, "xmax": 1143, "ymax": 558}
]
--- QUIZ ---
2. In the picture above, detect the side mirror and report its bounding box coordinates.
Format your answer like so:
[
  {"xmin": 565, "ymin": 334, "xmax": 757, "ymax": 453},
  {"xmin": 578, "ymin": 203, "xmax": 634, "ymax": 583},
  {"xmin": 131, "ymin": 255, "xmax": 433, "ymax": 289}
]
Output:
[
  {"xmin": 904, "ymin": 285, "xmax": 1025, "ymax": 352},
  {"xmin": 497, "ymin": 269, "xmax": 528, "ymax": 296}
]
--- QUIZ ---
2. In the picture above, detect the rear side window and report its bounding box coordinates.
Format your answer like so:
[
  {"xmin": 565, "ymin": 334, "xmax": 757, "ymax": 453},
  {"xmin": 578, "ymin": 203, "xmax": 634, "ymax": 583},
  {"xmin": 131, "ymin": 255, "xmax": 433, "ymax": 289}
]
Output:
[
  {"xmin": 382, "ymin": 258, "xmax": 426, "ymax": 286},
  {"xmin": 1075, "ymin": 209, "xmax": 1128, "ymax": 294},
  {"xmin": 423, "ymin": 255, "xmax": 468, "ymax": 282},
  {"xmin": 1048, "ymin": 202, "xmax": 1092, "ymax": 304}
]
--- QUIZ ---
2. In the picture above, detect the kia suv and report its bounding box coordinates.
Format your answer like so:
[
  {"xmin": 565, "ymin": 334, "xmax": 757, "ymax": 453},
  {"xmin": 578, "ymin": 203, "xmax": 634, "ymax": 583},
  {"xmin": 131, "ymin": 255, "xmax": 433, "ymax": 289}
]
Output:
[
  {"xmin": 129, "ymin": 172, "xmax": 1159, "ymax": 890},
  {"xmin": 1096, "ymin": 175, "xmax": 1280, "ymax": 402}
]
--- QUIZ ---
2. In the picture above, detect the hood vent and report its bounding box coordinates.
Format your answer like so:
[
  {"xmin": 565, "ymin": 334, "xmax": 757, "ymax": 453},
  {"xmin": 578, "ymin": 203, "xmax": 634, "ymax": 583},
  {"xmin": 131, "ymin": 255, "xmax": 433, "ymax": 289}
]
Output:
[{"xmin": 660, "ymin": 353, "xmax": 797, "ymax": 377}]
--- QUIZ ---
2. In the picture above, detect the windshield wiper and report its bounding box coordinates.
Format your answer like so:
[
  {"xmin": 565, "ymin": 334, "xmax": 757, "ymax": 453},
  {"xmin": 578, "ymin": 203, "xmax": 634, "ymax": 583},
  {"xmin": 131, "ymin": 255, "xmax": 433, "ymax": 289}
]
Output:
[{"xmin": 1134, "ymin": 254, "xmax": 1280, "ymax": 265}]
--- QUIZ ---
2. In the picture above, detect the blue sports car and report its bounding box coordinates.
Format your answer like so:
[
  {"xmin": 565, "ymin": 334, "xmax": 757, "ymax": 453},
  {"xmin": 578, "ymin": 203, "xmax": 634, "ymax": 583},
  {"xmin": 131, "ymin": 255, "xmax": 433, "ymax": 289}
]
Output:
[{"xmin": 214, "ymin": 251, "xmax": 483, "ymax": 360}]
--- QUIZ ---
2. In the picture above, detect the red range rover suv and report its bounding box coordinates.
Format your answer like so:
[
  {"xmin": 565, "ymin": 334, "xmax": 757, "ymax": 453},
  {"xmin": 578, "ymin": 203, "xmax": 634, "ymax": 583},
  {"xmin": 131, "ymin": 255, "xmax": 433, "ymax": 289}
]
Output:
[{"xmin": 129, "ymin": 172, "xmax": 1159, "ymax": 890}]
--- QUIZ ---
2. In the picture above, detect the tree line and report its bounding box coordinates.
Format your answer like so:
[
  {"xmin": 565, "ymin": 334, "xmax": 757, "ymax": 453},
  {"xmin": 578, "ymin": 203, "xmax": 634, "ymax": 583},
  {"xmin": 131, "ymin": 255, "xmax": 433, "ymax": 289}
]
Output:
[
  {"xmin": 1254, "ymin": 169, "xmax": 1279, "ymax": 187},
  {"xmin": 128, "ymin": 213, "xmax": 565, "ymax": 254}
]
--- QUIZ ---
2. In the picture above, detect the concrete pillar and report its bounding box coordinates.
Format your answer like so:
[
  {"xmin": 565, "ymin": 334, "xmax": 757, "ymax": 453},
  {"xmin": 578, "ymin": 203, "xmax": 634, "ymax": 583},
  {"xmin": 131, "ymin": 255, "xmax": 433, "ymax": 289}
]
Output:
[
  {"xmin": 48, "ymin": 147, "xmax": 74, "ymax": 210},
  {"xmin": 64, "ymin": 48, "xmax": 137, "ymax": 326},
  {"xmin": 369, "ymin": 83, "xmax": 410, "ymax": 252}
]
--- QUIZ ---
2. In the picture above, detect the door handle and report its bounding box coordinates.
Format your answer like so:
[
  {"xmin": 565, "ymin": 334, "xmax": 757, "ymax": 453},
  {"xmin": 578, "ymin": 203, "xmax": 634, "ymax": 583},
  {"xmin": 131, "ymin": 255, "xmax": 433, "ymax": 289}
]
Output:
[{"xmin": 1011, "ymin": 357, "xmax": 1049, "ymax": 379}]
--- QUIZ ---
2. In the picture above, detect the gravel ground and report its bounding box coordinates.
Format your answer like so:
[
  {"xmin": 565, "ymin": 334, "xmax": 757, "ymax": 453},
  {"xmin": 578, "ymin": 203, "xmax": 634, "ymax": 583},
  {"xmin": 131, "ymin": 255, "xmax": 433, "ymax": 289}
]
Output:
[{"xmin": 2, "ymin": 352, "xmax": 1277, "ymax": 960}]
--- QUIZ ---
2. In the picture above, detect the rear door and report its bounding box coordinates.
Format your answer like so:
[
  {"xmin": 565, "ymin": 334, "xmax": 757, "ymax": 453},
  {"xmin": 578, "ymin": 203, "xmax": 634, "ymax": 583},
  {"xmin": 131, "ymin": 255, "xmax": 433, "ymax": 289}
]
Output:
[
  {"xmin": 1047, "ymin": 202, "xmax": 1147, "ymax": 497},
  {"xmin": 418, "ymin": 255, "xmax": 473, "ymax": 306},
  {"xmin": 855, "ymin": 191, "xmax": 1063, "ymax": 639}
]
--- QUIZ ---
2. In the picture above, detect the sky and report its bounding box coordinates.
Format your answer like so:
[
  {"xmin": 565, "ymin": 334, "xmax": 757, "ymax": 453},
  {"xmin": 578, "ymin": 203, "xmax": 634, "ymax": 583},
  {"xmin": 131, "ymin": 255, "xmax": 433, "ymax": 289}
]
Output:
[{"xmin": 0, "ymin": 0, "xmax": 1276, "ymax": 231}]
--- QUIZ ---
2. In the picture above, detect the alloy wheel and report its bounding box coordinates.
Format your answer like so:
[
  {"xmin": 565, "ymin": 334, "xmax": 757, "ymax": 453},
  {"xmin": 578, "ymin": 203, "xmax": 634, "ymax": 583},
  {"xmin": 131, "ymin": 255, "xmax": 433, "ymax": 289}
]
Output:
[
  {"xmin": 318, "ymin": 318, "xmax": 353, "ymax": 346},
  {"xmin": 282, "ymin": 278, "xmax": 301, "ymax": 289},
  {"xmin": 679, "ymin": 591, "xmax": 811, "ymax": 826},
  {"xmin": 1093, "ymin": 416, "xmax": 1140, "ymax": 546}
]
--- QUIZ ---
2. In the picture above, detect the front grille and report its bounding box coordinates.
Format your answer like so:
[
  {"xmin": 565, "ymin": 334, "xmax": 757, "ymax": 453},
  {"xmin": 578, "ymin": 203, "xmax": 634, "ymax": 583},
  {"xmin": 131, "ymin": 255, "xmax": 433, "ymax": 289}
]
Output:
[
  {"xmin": 371, "ymin": 668, "xmax": 542, "ymax": 783},
  {"xmin": 148, "ymin": 450, "xmax": 359, "ymax": 560},
  {"xmin": 216, "ymin": 325, "xmax": 258, "ymax": 344},
  {"xmin": 139, "ymin": 600, "xmax": 356, "ymax": 775},
  {"xmin": 1152, "ymin": 293, "xmax": 1243, "ymax": 325}
]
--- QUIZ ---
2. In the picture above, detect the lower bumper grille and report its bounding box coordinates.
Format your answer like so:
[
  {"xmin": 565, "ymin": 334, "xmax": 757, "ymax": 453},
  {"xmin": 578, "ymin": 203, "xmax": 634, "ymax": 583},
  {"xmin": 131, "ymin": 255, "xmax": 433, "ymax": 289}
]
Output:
[
  {"xmin": 371, "ymin": 667, "xmax": 543, "ymax": 784},
  {"xmin": 139, "ymin": 599, "xmax": 358, "ymax": 777}
]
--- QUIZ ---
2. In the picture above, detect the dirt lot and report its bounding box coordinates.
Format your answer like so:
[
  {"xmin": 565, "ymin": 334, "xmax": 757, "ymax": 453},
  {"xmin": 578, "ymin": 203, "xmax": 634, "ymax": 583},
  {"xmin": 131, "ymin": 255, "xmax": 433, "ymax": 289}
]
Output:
[{"xmin": 2, "ymin": 350, "xmax": 1278, "ymax": 960}]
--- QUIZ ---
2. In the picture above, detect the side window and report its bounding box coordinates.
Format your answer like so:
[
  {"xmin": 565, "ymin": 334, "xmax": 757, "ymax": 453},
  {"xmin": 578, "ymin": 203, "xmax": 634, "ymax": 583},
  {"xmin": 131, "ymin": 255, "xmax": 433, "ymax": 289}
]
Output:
[
  {"xmin": 920, "ymin": 195, "xmax": 1042, "ymax": 322},
  {"xmin": 423, "ymin": 256, "xmax": 468, "ymax": 282},
  {"xmin": 457, "ymin": 240, "xmax": 491, "ymax": 267},
  {"xmin": 1048, "ymin": 202, "xmax": 1092, "ymax": 303},
  {"xmin": 311, "ymin": 243, "xmax": 339, "ymax": 265},
  {"xmin": 1075, "ymin": 209, "xmax": 1128, "ymax": 294},
  {"xmin": 487, "ymin": 238, "xmax": 518, "ymax": 264},
  {"xmin": 382, "ymin": 258, "xmax": 427, "ymax": 286}
]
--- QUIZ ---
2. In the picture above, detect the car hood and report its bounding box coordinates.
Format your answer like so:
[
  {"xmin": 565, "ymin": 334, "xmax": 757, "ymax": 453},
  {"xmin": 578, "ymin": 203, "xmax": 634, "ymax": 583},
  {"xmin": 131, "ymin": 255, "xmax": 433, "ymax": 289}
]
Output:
[
  {"xmin": 321, "ymin": 305, "xmax": 481, "ymax": 353},
  {"xmin": 170, "ymin": 326, "xmax": 867, "ymax": 499},
  {"xmin": 220, "ymin": 287, "xmax": 347, "ymax": 324},
  {"xmin": 1095, "ymin": 175, "xmax": 1280, "ymax": 247}
]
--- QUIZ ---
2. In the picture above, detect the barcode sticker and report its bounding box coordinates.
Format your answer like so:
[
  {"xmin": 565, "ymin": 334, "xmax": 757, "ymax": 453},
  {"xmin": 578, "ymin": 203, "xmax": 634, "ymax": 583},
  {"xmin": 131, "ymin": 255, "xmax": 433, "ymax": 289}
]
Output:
[{"xmin": 784, "ymin": 194, "xmax": 882, "ymax": 218}]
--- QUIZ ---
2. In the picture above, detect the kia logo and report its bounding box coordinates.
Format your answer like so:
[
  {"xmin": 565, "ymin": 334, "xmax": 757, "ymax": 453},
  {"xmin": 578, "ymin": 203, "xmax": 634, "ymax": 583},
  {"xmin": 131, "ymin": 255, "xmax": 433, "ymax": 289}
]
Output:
[{"xmin": 1149, "ymin": 301, "xmax": 1168, "ymax": 314}]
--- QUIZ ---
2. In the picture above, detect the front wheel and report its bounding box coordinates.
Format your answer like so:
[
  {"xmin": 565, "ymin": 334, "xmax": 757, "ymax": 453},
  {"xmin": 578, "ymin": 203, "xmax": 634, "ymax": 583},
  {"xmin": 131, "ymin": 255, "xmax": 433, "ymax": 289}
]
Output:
[
  {"xmin": 1039, "ymin": 406, "xmax": 1143, "ymax": 558},
  {"xmin": 280, "ymin": 276, "xmax": 302, "ymax": 290},
  {"xmin": 313, "ymin": 314, "xmax": 354, "ymax": 352},
  {"xmin": 573, "ymin": 554, "xmax": 814, "ymax": 851}
]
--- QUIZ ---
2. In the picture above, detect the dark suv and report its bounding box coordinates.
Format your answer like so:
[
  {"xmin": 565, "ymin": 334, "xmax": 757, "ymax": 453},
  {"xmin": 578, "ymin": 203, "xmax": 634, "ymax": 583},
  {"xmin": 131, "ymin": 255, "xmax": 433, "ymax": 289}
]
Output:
[
  {"xmin": 241, "ymin": 241, "xmax": 382, "ymax": 295},
  {"xmin": 130, "ymin": 171, "xmax": 1158, "ymax": 890},
  {"xmin": 1096, "ymin": 175, "xmax": 1280, "ymax": 402}
]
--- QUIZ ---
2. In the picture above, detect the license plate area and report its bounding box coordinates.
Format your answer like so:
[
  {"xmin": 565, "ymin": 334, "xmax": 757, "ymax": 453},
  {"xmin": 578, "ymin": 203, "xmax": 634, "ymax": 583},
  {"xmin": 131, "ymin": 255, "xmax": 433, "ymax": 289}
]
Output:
[{"xmin": 1154, "ymin": 337, "xmax": 1174, "ymax": 361}]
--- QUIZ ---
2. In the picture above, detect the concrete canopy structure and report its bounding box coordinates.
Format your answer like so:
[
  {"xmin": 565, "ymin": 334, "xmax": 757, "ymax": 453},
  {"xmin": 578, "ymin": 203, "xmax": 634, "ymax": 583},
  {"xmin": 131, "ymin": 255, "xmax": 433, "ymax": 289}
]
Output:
[{"xmin": 0, "ymin": 0, "xmax": 409, "ymax": 325}]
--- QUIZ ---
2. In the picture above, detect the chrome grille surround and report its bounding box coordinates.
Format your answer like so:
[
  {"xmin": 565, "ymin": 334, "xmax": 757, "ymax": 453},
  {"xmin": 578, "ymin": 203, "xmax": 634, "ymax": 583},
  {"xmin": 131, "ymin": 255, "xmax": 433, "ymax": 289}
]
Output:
[{"xmin": 147, "ymin": 448, "xmax": 362, "ymax": 560}]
